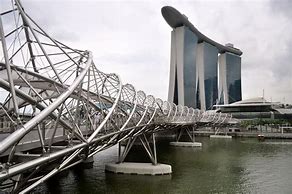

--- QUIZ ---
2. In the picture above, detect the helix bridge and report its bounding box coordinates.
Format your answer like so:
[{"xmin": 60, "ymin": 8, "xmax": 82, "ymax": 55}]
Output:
[{"xmin": 0, "ymin": 1, "xmax": 237, "ymax": 193}]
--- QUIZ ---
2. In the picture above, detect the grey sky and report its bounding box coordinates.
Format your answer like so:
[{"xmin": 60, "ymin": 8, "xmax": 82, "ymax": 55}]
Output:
[{"xmin": 3, "ymin": 0, "xmax": 292, "ymax": 104}]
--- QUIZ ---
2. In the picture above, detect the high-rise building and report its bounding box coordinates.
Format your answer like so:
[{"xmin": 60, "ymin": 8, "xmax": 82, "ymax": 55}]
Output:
[
  {"xmin": 168, "ymin": 26, "xmax": 198, "ymax": 108},
  {"xmin": 162, "ymin": 6, "xmax": 243, "ymax": 110},
  {"xmin": 196, "ymin": 42, "xmax": 218, "ymax": 110},
  {"xmin": 218, "ymin": 52, "xmax": 242, "ymax": 104}
]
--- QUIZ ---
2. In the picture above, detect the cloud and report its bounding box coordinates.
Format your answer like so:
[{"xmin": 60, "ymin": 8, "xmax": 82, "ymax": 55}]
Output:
[
  {"xmin": 2, "ymin": 0, "xmax": 292, "ymax": 103},
  {"xmin": 270, "ymin": 0, "xmax": 292, "ymax": 18},
  {"xmin": 166, "ymin": 0, "xmax": 292, "ymax": 103}
]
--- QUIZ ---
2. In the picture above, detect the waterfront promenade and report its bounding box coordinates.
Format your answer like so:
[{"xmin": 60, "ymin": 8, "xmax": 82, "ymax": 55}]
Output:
[{"xmin": 195, "ymin": 131, "xmax": 292, "ymax": 139}]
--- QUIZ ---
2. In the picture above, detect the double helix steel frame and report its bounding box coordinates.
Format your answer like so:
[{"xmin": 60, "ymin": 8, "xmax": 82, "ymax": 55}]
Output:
[{"xmin": 0, "ymin": 1, "xmax": 236, "ymax": 193}]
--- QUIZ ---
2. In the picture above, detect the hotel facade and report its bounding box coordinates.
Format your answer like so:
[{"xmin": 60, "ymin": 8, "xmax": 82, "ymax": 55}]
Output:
[{"xmin": 162, "ymin": 6, "xmax": 243, "ymax": 110}]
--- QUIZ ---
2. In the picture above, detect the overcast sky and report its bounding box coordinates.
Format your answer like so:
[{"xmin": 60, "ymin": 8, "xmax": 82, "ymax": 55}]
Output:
[{"xmin": 3, "ymin": 0, "xmax": 292, "ymax": 104}]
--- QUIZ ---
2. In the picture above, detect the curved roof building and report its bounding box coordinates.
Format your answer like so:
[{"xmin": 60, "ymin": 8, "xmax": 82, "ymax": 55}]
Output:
[
  {"xmin": 214, "ymin": 97, "xmax": 292, "ymax": 120},
  {"xmin": 161, "ymin": 6, "xmax": 242, "ymax": 56}
]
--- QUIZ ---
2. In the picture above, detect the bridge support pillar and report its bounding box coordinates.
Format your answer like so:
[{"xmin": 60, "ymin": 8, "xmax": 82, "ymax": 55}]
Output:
[
  {"xmin": 210, "ymin": 127, "xmax": 232, "ymax": 139},
  {"xmin": 170, "ymin": 126, "xmax": 202, "ymax": 147},
  {"xmin": 105, "ymin": 133, "xmax": 172, "ymax": 175},
  {"xmin": 80, "ymin": 156, "xmax": 94, "ymax": 169}
]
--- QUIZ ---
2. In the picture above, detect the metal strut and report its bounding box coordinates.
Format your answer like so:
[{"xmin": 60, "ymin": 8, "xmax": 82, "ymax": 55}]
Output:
[
  {"xmin": 176, "ymin": 126, "xmax": 197, "ymax": 143},
  {"xmin": 118, "ymin": 132, "xmax": 158, "ymax": 165}
]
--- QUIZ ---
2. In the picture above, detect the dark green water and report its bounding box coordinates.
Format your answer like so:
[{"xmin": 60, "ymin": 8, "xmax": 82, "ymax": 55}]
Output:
[{"xmin": 35, "ymin": 137, "xmax": 292, "ymax": 194}]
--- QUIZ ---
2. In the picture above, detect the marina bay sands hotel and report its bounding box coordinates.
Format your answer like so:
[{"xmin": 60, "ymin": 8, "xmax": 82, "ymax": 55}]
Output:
[{"xmin": 162, "ymin": 6, "xmax": 242, "ymax": 110}]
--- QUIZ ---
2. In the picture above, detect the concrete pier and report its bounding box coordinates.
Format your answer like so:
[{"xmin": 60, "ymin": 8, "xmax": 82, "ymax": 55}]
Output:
[
  {"xmin": 210, "ymin": 135, "xmax": 232, "ymax": 139},
  {"xmin": 105, "ymin": 162, "xmax": 172, "ymax": 175},
  {"xmin": 169, "ymin": 142, "xmax": 202, "ymax": 147}
]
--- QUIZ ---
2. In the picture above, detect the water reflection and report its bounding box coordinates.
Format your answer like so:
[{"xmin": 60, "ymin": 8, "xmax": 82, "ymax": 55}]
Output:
[{"xmin": 35, "ymin": 137, "xmax": 292, "ymax": 193}]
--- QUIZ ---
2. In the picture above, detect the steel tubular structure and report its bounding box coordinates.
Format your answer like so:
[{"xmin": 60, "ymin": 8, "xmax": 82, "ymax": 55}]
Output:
[{"xmin": 0, "ymin": 1, "xmax": 236, "ymax": 193}]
